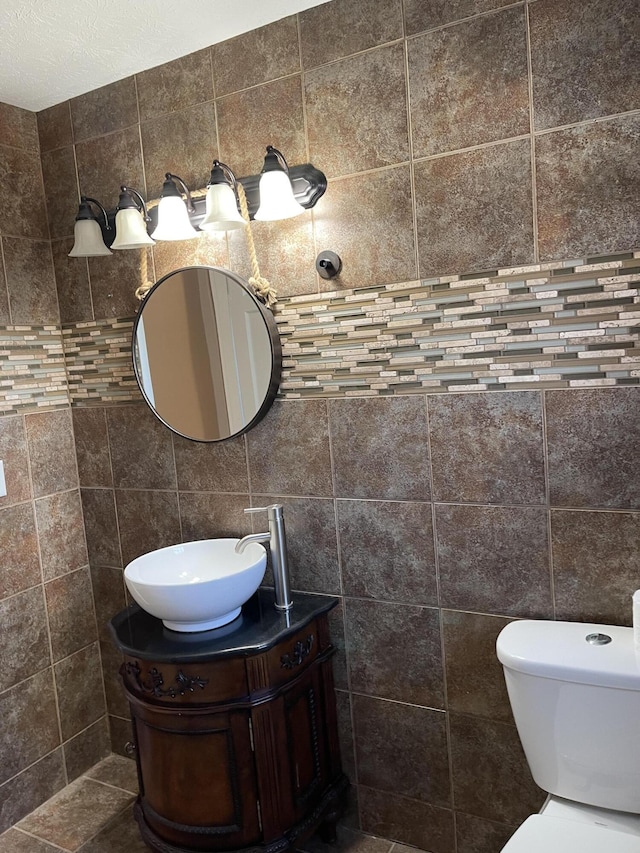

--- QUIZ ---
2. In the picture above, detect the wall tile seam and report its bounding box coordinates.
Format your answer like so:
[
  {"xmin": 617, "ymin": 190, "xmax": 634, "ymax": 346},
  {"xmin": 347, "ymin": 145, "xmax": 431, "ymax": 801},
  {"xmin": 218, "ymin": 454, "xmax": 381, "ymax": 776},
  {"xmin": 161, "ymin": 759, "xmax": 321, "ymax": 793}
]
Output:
[
  {"xmin": 342, "ymin": 598, "xmax": 535, "ymax": 623},
  {"xmin": 0, "ymin": 745, "xmax": 65, "ymax": 792},
  {"xmin": 403, "ymin": 1, "xmax": 526, "ymax": 42},
  {"xmin": 532, "ymin": 107, "xmax": 640, "ymax": 138},
  {"xmin": 348, "ymin": 689, "xmax": 448, "ymax": 715}
]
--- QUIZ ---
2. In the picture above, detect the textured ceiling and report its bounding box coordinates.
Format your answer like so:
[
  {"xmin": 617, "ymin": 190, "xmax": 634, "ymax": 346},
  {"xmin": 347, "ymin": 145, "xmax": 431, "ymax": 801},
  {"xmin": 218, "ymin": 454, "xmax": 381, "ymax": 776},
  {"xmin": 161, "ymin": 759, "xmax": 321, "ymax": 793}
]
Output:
[{"xmin": 1, "ymin": 0, "xmax": 328, "ymax": 112}]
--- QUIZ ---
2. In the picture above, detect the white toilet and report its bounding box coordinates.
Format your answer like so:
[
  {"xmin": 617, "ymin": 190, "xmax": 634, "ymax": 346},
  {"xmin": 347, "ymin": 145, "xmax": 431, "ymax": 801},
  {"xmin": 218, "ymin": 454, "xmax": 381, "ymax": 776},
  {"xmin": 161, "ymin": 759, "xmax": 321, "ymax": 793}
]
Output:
[{"xmin": 496, "ymin": 619, "xmax": 640, "ymax": 852}]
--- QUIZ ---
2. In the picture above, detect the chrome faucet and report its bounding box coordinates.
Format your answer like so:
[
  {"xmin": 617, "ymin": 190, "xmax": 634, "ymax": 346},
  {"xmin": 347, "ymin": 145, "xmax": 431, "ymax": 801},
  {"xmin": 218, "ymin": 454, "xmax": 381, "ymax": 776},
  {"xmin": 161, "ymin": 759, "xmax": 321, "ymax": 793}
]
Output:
[{"xmin": 235, "ymin": 504, "xmax": 292, "ymax": 612}]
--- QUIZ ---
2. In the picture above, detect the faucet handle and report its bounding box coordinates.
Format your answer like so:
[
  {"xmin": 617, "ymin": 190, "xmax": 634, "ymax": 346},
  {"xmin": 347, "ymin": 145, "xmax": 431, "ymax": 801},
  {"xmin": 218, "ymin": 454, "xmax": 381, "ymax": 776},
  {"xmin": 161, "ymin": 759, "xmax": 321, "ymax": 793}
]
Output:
[{"xmin": 244, "ymin": 504, "xmax": 283, "ymax": 517}]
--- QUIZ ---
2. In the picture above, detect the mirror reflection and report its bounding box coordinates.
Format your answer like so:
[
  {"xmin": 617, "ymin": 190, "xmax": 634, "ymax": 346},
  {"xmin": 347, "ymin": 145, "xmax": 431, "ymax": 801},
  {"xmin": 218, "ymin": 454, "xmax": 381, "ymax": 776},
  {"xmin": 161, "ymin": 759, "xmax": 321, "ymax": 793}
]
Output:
[{"xmin": 133, "ymin": 266, "xmax": 281, "ymax": 442}]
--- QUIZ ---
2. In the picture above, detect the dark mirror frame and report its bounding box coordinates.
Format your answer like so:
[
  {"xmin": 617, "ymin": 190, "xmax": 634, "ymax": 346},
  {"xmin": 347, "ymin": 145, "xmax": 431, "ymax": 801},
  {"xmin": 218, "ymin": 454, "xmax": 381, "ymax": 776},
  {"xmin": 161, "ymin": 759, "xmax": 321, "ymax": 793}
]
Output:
[{"xmin": 132, "ymin": 266, "xmax": 282, "ymax": 443}]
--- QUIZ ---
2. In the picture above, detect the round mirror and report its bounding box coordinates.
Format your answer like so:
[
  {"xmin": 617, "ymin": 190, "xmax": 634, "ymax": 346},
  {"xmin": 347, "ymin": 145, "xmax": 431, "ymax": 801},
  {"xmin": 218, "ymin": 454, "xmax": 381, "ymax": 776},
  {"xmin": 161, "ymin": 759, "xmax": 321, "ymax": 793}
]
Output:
[{"xmin": 132, "ymin": 266, "xmax": 281, "ymax": 442}]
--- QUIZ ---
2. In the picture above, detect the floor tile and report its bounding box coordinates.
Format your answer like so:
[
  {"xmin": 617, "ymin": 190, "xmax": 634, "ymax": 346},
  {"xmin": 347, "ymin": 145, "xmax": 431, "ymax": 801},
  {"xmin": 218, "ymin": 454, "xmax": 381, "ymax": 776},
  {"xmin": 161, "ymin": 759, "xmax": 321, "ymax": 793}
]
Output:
[
  {"xmin": 16, "ymin": 777, "xmax": 133, "ymax": 852},
  {"xmin": 84, "ymin": 755, "xmax": 138, "ymax": 794}
]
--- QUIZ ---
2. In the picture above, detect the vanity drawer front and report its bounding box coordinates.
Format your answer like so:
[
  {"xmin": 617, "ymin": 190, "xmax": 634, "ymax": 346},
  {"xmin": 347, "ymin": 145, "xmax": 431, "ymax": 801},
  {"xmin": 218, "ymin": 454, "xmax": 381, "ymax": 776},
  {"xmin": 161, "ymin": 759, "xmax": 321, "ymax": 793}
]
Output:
[
  {"xmin": 121, "ymin": 655, "xmax": 249, "ymax": 706},
  {"xmin": 257, "ymin": 620, "xmax": 322, "ymax": 692}
]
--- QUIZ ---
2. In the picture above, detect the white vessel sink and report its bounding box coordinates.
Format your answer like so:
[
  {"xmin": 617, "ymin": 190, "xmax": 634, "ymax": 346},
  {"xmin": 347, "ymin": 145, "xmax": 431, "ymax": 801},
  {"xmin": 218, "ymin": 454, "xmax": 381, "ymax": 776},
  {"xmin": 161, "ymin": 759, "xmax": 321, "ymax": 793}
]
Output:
[{"xmin": 124, "ymin": 538, "xmax": 267, "ymax": 632}]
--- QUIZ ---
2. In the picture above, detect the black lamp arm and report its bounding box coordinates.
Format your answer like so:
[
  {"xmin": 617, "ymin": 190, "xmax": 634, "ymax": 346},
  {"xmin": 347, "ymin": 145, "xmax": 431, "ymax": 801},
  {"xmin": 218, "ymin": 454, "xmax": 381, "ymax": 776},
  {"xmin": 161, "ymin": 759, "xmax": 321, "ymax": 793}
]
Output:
[
  {"xmin": 81, "ymin": 196, "xmax": 111, "ymax": 230},
  {"xmin": 165, "ymin": 173, "xmax": 196, "ymax": 213},
  {"xmin": 121, "ymin": 186, "xmax": 151, "ymax": 222},
  {"xmin": 266, "ymin": 145, "xmax": 290, "ymax": 172}
]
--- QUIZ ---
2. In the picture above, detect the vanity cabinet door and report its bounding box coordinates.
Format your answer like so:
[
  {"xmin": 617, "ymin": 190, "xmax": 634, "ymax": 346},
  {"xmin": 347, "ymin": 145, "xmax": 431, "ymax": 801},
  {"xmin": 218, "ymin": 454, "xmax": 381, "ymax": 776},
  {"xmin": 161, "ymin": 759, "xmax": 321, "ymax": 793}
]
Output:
[{"xmin": 131, "ymin": 703, "xmax": 261, "ymax": 851}]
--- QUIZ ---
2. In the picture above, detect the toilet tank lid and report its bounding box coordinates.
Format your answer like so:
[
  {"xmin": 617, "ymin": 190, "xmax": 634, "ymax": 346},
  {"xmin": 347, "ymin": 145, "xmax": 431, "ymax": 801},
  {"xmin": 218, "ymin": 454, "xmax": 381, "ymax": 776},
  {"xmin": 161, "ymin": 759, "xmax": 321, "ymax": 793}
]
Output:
[{"xmin": 496, "ymin": 620, "xmax": 640, "ymax": 691}]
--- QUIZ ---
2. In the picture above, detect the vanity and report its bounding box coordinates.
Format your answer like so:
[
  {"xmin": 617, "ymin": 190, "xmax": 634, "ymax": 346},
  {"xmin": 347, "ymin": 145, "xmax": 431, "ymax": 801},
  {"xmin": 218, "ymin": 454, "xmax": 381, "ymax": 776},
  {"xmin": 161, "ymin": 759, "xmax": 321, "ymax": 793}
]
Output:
[{"xmin": 110, "ymin": 591, "xmax": 349, "ymax": 853}]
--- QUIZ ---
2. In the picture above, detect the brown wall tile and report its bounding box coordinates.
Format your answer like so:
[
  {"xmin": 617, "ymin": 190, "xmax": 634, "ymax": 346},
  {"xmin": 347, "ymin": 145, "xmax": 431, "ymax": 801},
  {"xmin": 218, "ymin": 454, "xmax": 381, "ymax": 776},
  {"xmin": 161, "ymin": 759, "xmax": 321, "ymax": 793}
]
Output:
[
  {"xmin": 429, "ymin": 391, "xmax": 545, "ymax": 505},
  {"xmin": 140, "ymin": 100, "xmax": 217, "ymax": 196},
  {"xmin": 25, "ymin": 409, "xmax": 78, "ymax": 498},
  {"xmin": 108, "ymin": 715, "xmax": 134, "ymax": 756},
  {"xmin": 0, "ymin": 503, "xmax": 41, "ymax": 600},
  {"xmin": 247, "ymin": 399, "xmax": 333, "ymax": 497},
  {"xmin": 173, "ymin": 431, "xmax": 248, "ymax": 492},
  {"xmin": 37, "ymin": 102, "xmax": 73, "ymax": 152},
  {"xmin": 330, "ymin": 396, "xmax": 430, "ymax": 500},
  {"xmin": 35, "ymin": 489, "xmax": 87, "ymax": 581},
  {"xmin": 442, "ymin": 610, "xmax": 513, "ymax": 722},
  {"xmin": 358, "ymin": 786, "xmax": 455, "ymax": 853},
  {"xmin": 75, "ymin": 126, "xmax": 144, "ymax": 208},
  {"xmin": 0, "ymin": 103, "xmax": 38, "ymax": 152},
  {"xmin": 0, "ymin": 669, "xmax": 60, "ymax": 785},
  {"xmin": 54, "ymin": 643, "xmax": 105, "ymax": 740},
  {"xmin": 0, "ymin": 248, "xmax": 9, "ymax": 322},
  {"xmin": 0, "ymin": 750, "xmax": 65, "ymax": 835},
  {"xmin": 300, "ymin": 0, "xmax": 403, "ymax": 68},
  {"xmin": 0, "ymin": 587, "xmax": 50, "ymax": 693},
  {"xmin": 70, "ymin": 77, "xmax": 138, "ymax": 143},
  {"xmin": 51, "ymin": 237, "xmax": 93, "ymax": 324},
  {"xmin": 338, "ymin": 499, "xmax": 437, "ymax": 604},
  {"xmin": 178, "ymin": 492, "xmax": 252, "ymax": 542},
  {"xmin": 88, "ymin": 246, "xmax": 151, "ymax": 319},
  {"xmin": 0, "ymin": 145, "xmax": 48, "ymax": 239},
  {"xmin": 45, "ymin": 566, "xmax": 97, "ymax": 661},
  {"xmin": 404, "ymin": 0, "xmax": 513, "ymax": 36},
  {"xmin": 99, "ymin": 641, "xmax": 129, "ymax": 719},
  {"xmin": 115, "ymin": 489, "xmax": 180, "ymax": 566},
  {"xmin": 3, "ymin": 238, "xmax": 58, "ymax": 324},
  {"xmin": 63, "ymin": 717, "xmax": 110, "ymax": 783},
  {"xmin": 530, "ymin": 0, "xmax": 640, "ymax": 131},
  {"xmin": 546, "ymin": 387, "xmax": 640, "ymax": 510},
  {"xmin": 213, "ymin": 17, "xmax": 300, "ymax": 96},
  {"xmin": 408, "ymin": 7, "xmax": 529, "ymax": 158},
  {"xmin": 81, "ymin": 489, "xmax": 122, "ymax": 568},
  {"xmin": 436, "ymin": 504, "xmax": 552, "ymax": 617},
  {"xmin": 449, "ymin": 714, "xmax": 544, "ymax": 825},
  {"xmin": 0, "ymin": 416, "xmax": 31, "ymax": 509},
  {"xmin": 106, "ymin": 405, "xmax": 176, "ymax": 490},
  {"xmin": 314, "ymin": 166, "xmax": 416, "ymax": 289},
  {"xmin": 346, "ymin": 598, "xmax": 444, "ymax": 707},
  {"xmin": 90, "ymin": 566, "xmax": 126, "ymax": 642},
  {"xmin": 455, "ymin": 812, "xmax": 517, "ymax": 853},
  {"xmin": 305, "ymin": 44, "xmax": 409, "ymax": 177},
  {"xmin": 353, "ymin": 695, "xmax": 450, "ymax": 806},
  {"xmin": 40, "ymin": 146, "xmax": 79, "ymax": 240},
  {"xmin": 551, "ymin": 509, "xmax": 640, "ymax": 625},
  {"xmin": 151, "ymin": 233, "xmax": 229, "ymax": 280},
  {"xmin": 72, "ymin": 408, "xmax": 112, "ymax": 488},
  {"xmin": 227, "ymin": 211, "xmax": 318, "ymax": 297},
  {"xmin": 217, "ymin": 76, "xmax": 305, "ymax": 179},
  {"xmin": 536, "ymin": 116, "xmax": 640, "ymax": 261},
  {"xmin": 136, "ymin": 49, "xmax": 214, "ymax": 123},
  {"xmin": 415, "ymin": 139, "xmax": 534, "ymax": 276},
  {"xmin": 253, "ymin": 496, "xmax": 340, "ymax": 594}
]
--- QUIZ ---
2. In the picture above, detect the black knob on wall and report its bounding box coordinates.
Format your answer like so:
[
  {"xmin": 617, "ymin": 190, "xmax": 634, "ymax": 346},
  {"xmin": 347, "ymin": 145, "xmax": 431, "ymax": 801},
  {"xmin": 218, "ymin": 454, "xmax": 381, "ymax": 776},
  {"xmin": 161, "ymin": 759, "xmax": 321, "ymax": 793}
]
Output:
[{"xmin": 316, "ymin": 251, "xmax": 342, "ymax": 280}]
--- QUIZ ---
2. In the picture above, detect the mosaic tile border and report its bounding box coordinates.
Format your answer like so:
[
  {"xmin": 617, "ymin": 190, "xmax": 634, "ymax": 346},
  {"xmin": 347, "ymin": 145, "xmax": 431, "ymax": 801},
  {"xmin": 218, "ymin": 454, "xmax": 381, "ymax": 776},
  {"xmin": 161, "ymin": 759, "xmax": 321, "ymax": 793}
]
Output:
[
  {"xmin": 0, "ymin": 326, "xmax": 68, "ymax": 415},
  {"xmin": 60, "ymin": 250, "xmax": 640, "ymax": 405},
  {"xmin": 278, "ymin": 251, "xmax": 640, "ymax": 396},
  {"xmin": 3, "ymin": 249, "xmax": 638, "ymax": 414}
]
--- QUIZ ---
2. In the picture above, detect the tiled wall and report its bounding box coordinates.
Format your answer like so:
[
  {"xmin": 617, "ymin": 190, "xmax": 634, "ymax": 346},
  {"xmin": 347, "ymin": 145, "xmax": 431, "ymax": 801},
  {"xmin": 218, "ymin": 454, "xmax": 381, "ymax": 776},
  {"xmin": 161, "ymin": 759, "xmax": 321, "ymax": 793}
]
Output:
[
  {"xmin": 0, "ymin": 106, "xmax": 108, "ymax": 832},
  {"xmin": 0, "ymin": 0, "xmax": 638, "ymax": 848},
  {"xmin": 72, "ymin": 388, "xmax": 640, "ymax": 853}
]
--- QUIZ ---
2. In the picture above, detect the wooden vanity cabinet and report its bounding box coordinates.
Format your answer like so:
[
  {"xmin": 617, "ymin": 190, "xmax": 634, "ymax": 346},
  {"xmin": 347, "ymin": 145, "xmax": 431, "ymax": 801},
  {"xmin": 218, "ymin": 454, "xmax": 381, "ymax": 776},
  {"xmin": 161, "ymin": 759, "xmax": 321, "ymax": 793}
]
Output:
[{"xmin": 110, "ymin": 592, "xmax": 348, "ymax": 853}]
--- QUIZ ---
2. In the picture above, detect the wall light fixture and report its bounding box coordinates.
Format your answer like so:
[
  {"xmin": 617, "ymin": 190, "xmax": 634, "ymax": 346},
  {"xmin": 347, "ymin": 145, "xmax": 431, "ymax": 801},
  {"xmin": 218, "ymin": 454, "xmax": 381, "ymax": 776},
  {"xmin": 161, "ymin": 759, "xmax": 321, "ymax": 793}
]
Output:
[
  {"xmin": 151, "ymin": 173, "xmax": 198, "ymax": 241},
  {"xmin": 110, "ymin": 186, "xmax": 155, "ymax": 250},
  {"xmin": 69, "ymin": 146, "xmax": 327, "ymax": 256},
  {"xmin": 68, "ymin": 196, "xmax": 112, "ymax": 257}
]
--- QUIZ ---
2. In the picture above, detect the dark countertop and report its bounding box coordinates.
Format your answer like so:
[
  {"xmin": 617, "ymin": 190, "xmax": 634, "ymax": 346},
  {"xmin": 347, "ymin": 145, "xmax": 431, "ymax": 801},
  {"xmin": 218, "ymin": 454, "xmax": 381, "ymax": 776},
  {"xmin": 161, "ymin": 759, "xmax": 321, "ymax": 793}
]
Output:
[{"xmin": 109, "ymin": 589, "xmax": 339, "ymax": 663}]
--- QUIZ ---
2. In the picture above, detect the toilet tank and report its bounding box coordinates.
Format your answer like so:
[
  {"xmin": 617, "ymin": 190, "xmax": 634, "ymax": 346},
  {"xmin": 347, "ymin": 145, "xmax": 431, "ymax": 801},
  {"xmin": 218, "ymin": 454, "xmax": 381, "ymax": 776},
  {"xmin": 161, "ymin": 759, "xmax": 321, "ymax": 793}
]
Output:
[{"xmin": 497, "ymin": 620, "xmax": 640, "ymax": 815}]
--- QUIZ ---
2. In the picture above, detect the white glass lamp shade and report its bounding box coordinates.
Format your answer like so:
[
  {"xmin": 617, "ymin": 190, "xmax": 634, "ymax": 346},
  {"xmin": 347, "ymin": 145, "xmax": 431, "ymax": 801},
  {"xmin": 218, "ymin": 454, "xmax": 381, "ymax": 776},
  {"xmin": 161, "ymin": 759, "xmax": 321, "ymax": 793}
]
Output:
[
  {"xmin": 200, "ymin": 183, "xmax": 245, "ymax": 231},
  {"xmin": 68, "ymin": 218, "xmax": 112, "ymax": 257},
  {"xmin": 254, "ymin": 170, "xmax": 305, "ymax": 221},
  {"xmin": 111, "ymin": 208, "xmax": 155, "ymax": 249},
  {"xmin": 151, "ymin": 196, "xmax": 198, "ymax": 241}
]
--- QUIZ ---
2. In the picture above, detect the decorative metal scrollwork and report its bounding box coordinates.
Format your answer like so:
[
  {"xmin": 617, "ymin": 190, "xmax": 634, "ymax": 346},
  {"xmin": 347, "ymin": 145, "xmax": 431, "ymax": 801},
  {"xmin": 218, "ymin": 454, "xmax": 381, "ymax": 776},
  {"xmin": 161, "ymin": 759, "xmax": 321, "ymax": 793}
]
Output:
[
  {"xmin": 280, "ymin": 635, "xmax": 314, "ymax": 669},
  {"xmin": 125, "ymin": 662, "xmax": 209, "ymax": 698}
]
